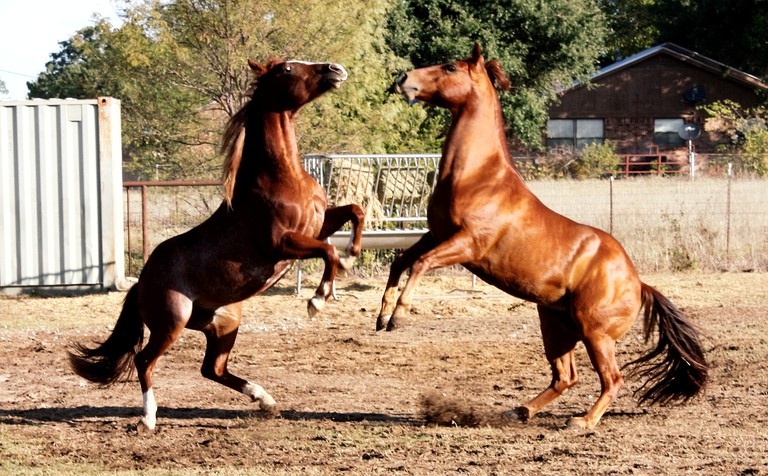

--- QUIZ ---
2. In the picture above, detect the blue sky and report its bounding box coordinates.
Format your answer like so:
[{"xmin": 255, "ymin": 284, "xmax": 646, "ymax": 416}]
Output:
[{"xmin": 0, "ymin": 0, "xmax": 123, "ymax": 99}]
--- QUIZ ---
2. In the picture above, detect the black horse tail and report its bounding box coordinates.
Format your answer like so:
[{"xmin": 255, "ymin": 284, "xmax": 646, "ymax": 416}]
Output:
[
  {"xmin": 623, "ymin": 283, "xmax": 708, "ymax": 405},
  {"xmin": 68, "ymin": 285, "xmax": 144, "ymax": 385}
]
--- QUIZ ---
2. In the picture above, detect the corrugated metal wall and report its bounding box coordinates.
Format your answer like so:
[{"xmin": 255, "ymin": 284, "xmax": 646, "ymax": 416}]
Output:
[{"xmin": 0, "ymin": 98, "xmax": 124, "ymax": 291}]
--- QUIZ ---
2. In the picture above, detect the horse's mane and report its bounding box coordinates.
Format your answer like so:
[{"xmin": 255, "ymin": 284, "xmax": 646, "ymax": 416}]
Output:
[
  {"xmin": 220, "ymin": 58, "xmax": 284, "ymax": 207},
  {"xmin": 486, "ymin": 60, "xmax": 511, "ymax": 91}
]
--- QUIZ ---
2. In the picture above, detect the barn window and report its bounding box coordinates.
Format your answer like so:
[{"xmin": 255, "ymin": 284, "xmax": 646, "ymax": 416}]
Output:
[
  {"xmin": 654, "ymin": 119, "xmax": 685, "ymax": 146},
  {"xmin": 546, "ymin": 119, "xmax": 604, "ymax": 150}
]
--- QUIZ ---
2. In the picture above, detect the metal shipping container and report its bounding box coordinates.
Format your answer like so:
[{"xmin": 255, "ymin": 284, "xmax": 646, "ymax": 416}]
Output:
[{"xmin": 0, "ymin": 98, "xmax": 124, "ymax": 292}]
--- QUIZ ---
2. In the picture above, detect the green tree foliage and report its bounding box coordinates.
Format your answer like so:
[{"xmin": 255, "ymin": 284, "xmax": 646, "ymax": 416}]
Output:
[
  {"xmin": 27, "ymin": 0, "xmax": 436, "ymax": 180},
  {"xmin": 600, "ymin": 0, "xmax": 768, "ymax": 80},
  {"xmin": 387, "ymin": 0, "xmax": 609, "ymax": 148},
  {"xmin": 27, "ymin": 18, "xmax": 211, "ymax": 179},
  {"xmin": 598, "ymin": 0, "xmax": 659, "ymax": 63},
  {"xmin": 703, "ymin": 100, "xmax": 768, "ymax": 176}
]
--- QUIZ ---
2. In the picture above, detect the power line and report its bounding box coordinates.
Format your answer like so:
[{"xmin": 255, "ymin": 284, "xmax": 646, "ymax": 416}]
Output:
[{"xmin": 0, "ymin": 69, "xmax": 36, "ymax": 78}]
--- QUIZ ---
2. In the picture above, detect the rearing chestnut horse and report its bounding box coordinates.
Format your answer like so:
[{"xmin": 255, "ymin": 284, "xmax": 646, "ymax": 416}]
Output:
[
  {"xmin": 379, "ymin": 43, "xmax": 707, "ymax": 429},
  {"xmin": 70, "ymin": 58, "xmax": 364, "ymax": 431}
]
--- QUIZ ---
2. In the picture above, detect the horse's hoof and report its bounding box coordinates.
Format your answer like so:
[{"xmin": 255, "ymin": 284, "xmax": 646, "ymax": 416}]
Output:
[
  {"xmin": 502, "ymin": 406, "xmax": 530, "ymax": 422},
  {"xmin": 259, "ymin": 403, "xmax": 281, "ymax": 418},
  {"xmin": 136, "ymin": 418, "xmax": 156, "ymax": 434},
  {"xmin": 386, "ymin": 317, "xmax": 401, "ymax": 331},
  {"xmin": 565, "ymin": 416, "xmax": 591, "ymax": 430},
  {"xmin": 375, "ymin": 315, "xmax": 390, "ymax": 331},
  {"xmin": 307, "ymin": 296, "xmax": 324, "ymax": 318},
  {"xmin": 339, "ymin": 255, "xmax": 357, "ymax": 271}
]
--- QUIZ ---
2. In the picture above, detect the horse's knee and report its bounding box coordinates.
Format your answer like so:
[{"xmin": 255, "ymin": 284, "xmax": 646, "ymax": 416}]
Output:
[{"xmin": 551, "ymin": 371, "xmax": 579, "ymax": 394}]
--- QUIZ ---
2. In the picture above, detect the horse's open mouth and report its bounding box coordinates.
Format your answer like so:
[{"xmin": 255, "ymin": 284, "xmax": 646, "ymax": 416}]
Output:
[
  {"xmin": 397, "ymin": 86, "xmax": 419, "ymax": 105},
  {"xmin": 328, "ymin": 77, "xmax": 347, "ymax": 88}
]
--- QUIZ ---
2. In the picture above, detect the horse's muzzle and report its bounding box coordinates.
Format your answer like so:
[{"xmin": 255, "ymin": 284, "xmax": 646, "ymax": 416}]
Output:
[
  {"xmin": 327, "ymin": 63, "xmax": 348, "ymax": 87},
  {"xmin": 394, "ymin": 73, "xmax": 419, "ymax": 105}
]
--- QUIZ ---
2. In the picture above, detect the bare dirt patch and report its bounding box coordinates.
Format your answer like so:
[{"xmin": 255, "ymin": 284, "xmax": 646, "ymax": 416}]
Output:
[{"xmin": 1, "ymin": 271, "xmax": 767, "ymax": 475}]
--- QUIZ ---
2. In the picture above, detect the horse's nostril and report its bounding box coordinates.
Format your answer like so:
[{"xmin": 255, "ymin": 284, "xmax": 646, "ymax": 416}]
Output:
[{"xmin": 328, "ymin": 63, "xmax": 348, "ymax": 80}]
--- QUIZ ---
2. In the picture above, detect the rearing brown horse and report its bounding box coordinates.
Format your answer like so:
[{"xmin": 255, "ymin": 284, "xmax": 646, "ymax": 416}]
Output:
[
  {"xmin": 379, "ymin": 43, "xmax": 707, "ymax": 429},
  {"xmin": 70, "ymin": 58, "xmax": 364, "ymax": 431}
]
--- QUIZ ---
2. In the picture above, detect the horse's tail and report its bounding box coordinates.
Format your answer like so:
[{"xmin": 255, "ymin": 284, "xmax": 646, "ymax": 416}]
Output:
[
  {"xmin": 623, "ymin": 283, "xmax": 708, "ymax": 405},
  {"xmin": 68, "ymin": 285, "xmax": 144, "ymax": 385}
]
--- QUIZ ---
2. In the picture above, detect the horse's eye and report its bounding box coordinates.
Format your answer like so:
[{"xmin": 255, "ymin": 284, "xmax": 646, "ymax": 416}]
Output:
[
  {"xmin": 284, "ymin": 66, "xmax": 292, "ymax": 73},
  {"xmin": 444, "ymin": 64, "xmax": 457, "ymax": 73}
]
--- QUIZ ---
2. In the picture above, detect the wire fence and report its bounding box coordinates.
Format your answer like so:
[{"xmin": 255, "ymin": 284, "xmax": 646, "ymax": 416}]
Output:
[{"xmin": 124, "ymin": 155, "xmax": 767, "ymax": 277}]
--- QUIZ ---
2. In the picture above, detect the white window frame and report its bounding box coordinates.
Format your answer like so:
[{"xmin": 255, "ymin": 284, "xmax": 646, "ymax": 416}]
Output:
[{"xmin": 547, "ymin": 119, "xmax": 604, "ymax": 150}]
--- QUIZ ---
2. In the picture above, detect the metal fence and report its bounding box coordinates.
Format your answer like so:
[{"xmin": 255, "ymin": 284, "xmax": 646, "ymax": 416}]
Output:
[{"xmin": 124, "ymin": 154, "xmax": 768, "ymax": 278}]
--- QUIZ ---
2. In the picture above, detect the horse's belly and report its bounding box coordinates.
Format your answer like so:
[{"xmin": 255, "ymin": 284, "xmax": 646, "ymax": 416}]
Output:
[
  {"xmin": 236, "ymin": 259, "xmax": 294, "ymax": 297},
  {"xmin": 195, "ymin": 259, "xmax": 294, "ymax": 308},
  {"xmin": 463, "ymin": 263, "xmax": 567, "ymax": 309}
]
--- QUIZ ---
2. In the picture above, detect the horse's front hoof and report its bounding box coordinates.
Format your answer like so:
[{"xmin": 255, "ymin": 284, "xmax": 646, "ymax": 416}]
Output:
[
  {"xmin": 307, "ymin": 296, "xmax": 325, "ymax": 318},
  {"xmin": 339, "ymin": 255, "xmax": 357, "ymax": 271},
  {"xmin": 136, "ymin": 417, "xmax": 156, "ymax": 434},
  {"xmin": 375, "ymin": 315, "xmax": 389, "ymax": 331},
  {"xmin": 386, "ymin": 316, "xmax": 401, "ymax": 331}
]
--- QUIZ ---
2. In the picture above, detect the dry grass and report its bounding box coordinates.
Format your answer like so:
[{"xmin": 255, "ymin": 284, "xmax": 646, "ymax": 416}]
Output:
[{"xmin": 528, "ymin": 176, "xmax": 767, "ymax": 272}]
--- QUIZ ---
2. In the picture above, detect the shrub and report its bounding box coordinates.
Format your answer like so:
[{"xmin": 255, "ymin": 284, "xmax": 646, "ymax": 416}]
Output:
[{"xmin": 569, "ymin": 141, "xmax": 620, "ymax": 179}]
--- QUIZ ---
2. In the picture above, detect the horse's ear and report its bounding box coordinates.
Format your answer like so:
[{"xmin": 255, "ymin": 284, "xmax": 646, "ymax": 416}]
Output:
[
  {"xmin": 486, "ymin": 60, "xmax": 511, "ymax": 91},
  {"xmin": 471, "ymin": 42, "xmax": 483, "ymax": 63},
  {"xmin": 248, "ymin": 59, "xmax": 268, "ymax": 76}
]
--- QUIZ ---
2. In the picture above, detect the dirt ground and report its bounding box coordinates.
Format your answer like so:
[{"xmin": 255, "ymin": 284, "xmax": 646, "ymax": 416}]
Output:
[{"xmin": 0, "ymin": 271, "xmax": 766, "ymax": 475}]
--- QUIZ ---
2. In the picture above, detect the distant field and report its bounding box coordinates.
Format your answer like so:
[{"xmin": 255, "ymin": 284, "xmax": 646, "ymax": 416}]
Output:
[
  {"xmin": 529, "ymin": 177, "xmax": 766, "ymax": 272},
  {"xmin": 125, "ymin": 176, "xmax": 767, "ymax": 274}
]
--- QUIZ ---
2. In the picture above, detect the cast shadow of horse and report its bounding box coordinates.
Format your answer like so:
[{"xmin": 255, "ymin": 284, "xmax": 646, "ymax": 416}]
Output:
[{"xmin": 0, "ymin": 406, "xmax": 419, "ymax": 429}]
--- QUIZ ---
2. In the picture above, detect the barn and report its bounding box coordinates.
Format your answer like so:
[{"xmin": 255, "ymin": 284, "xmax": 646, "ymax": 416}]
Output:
[{"xmin": 546, "ymin": 43, "xmax": 768, "ymax": 169}]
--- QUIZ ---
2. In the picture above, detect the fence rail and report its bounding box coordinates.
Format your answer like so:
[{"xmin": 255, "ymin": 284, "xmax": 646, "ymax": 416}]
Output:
[{"xmin": 124, "ymin": 154, "xmax": 768, "ymax": 278}]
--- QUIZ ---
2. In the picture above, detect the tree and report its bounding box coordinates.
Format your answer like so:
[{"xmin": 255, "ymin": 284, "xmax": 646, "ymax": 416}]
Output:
[
  {"xmin": 151, "ymin": 0, "xmax": 440, "ymax": 155},
  {"xmin": 703, "ymin": 100, "xmax": 768, "ymax": 176},
  {"xmin": 28, "ymin": 1, "xmax": 435, "ymax": 179},
  {"xmin": 600, "ymin": 0, "xmax": 768, "ymax": 81},
  {"xmin": 26, "ymin": 17, "xmax": 210, "ymax": 179},
  {"xmin": 598, "ymin": 0, "xmax": 659, "ymax": 64},
  {"xmin": 387, "ymin": 0, "xmax": 609, "ymax": 148}
]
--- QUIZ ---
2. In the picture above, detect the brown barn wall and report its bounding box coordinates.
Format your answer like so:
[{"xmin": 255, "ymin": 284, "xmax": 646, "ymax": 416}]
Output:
[{"xmin": 549, "ymin": 52, "xmax": 765, "ymax": 154}]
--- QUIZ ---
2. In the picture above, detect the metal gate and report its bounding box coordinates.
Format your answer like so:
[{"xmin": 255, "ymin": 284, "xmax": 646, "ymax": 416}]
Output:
[{"xmin": 0, "ymin": 98, "xmax": 124, "ymax": 292}]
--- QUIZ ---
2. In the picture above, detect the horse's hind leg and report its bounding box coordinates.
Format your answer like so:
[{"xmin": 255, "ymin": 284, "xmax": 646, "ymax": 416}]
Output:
[
  {"xmin": 568, "ymin": 333, "xmax": 623, "ymax": 429},
  {"xmin": 199, "ymin": 303, "xmax": 277, "ymax": 414},
  {"xmin": 134, "ymin": 292, "xmax": 191, "ymax": 431},
  {"xmin": 511, "ymin": 306, "xmax": 581, "ymax": 422}
]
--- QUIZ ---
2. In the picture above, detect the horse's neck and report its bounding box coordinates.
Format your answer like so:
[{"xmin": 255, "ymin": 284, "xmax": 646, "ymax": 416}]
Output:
[
  {"xmin": 246, "ymin": 111, "xmax": 304, "ymax": 177},
  {"xmin": 440, "ymin": 95, "xmax": 522, "ymax": 186}
]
